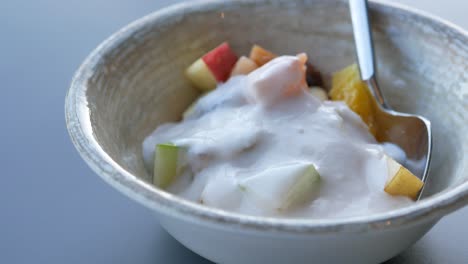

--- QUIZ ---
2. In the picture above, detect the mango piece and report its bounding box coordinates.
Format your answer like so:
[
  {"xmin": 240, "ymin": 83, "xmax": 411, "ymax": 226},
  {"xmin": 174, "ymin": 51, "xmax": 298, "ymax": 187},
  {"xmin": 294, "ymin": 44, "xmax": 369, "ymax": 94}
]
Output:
[
  {"xmin": 249, "ymin": 45, "xmax": 276, "ymax": 66},
  {"xmin": 330, "ymin": 63, "xmax": 378, "ymax": 136},
  {"xmin": 384, "ymin": 155, "xmax": 424, "ymax": 200}
]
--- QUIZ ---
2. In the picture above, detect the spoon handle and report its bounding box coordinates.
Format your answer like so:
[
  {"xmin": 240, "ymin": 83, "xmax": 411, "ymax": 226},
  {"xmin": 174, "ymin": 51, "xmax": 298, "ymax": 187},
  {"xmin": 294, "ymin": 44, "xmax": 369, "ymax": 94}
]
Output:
[{"xmin": 349, "ymin": 0, "xmax": 389, "ymax": 109}]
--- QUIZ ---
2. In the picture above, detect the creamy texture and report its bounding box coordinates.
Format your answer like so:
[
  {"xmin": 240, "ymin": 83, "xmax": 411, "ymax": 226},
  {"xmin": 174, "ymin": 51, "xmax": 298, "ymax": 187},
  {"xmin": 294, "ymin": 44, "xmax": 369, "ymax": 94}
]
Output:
[{"xmin": 143, "ymin": 56, "xmax": 413, "ymax": 219}]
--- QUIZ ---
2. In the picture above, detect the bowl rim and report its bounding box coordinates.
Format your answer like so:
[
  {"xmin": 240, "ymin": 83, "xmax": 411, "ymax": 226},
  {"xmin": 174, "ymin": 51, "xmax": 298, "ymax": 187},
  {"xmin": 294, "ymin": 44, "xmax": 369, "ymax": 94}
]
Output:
[{"xmin": 65, "ymin": 0, "xmax": 468, "ymax": 233}]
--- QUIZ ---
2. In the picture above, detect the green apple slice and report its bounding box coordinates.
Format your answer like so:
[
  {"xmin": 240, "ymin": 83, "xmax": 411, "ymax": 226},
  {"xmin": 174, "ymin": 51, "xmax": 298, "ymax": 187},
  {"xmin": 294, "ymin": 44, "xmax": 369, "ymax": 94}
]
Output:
[
  {"xmin": 239, "ymin": 163, "xmax": 321, "ymax": 211},
  {"xmin": 280, "ymin": 164, "xmax": 321, "ymax": 211},
  {"xmin": 153, "ymin": 143, "xmax": 186, "ymax": 189}
]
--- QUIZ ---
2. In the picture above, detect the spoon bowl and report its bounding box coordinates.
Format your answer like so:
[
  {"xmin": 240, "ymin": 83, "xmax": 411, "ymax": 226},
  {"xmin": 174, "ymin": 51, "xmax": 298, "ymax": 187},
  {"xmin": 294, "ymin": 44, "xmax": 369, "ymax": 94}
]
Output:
[{"xmin": 374, "ymin": 103, "xmax": 432, "ymax": 197}]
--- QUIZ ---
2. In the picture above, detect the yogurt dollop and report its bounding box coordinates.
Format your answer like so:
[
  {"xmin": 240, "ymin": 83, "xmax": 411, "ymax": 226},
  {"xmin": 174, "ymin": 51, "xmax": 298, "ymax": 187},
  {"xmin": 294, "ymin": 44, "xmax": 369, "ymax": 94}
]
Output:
[{"xmin": 143, "ymin": 56, "xmax": 413, "ymax": 219}]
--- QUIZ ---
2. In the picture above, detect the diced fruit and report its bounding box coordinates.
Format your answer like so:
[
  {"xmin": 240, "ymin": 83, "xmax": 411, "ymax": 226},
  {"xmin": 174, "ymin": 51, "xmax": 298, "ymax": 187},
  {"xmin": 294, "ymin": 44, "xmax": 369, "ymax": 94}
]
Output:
[
  {"xmin": 239, "ymin": 163, "xmax": 321, "ymax": 211},
  {"xmin": 329, "ymin": 63, "xmax": 378, "ymax": 136},
  {"xmin": 230, "ymin": 56, "xmax": 258, "ymax": 76},
  {"xmin": 185, "ymin": 42, "xmax": 238, "ymax": 91},
  {"xmin": 185, "ymin": 59, "xmax": 217, "ymax": 91},
  {"xmin": 249, "ymin": 44, "xmax": 276, "ymax": 66},
  {"xmin": 202, "ymin": 42, "xmax": 238, "ymax": 82},
  {"xmin": 309, "ymin": 87, "xmax": 328, "ymax": 101},
  {"xmin": 384, "ymin": 155, "xmax": 423, "ymax": 200},
  {"xmin": 153, "ymin": 143, "xmax": 186, "ymax": 189},
  {"xmin": 246, "ymin": 55, "xmax": 307, "ymax": 105},
  {"xmin": 296, "ymin": 53, "xmax": 308, "ymax": 65},
  {"xmin": 305, "ymin": 61, "xmax": 324, "ymax": 87},
  {"xmin": 281, "ymin": 164, "xmax": 321, "ymax": 210}
]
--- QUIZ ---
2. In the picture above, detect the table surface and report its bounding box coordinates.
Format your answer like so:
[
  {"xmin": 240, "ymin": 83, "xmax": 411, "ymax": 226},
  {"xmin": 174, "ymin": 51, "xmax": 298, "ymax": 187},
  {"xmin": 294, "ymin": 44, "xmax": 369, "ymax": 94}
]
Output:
[{"xmin": 1, "ymin": 0, "xmax": 467, "ymax": 263}]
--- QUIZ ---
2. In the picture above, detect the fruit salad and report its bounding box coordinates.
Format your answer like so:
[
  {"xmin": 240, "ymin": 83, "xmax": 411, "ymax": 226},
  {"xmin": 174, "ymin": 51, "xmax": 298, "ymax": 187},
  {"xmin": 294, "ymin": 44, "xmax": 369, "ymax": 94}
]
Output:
[{"xmin": 142, "ymin": 43, "xmax": 424, "ymax": 218}]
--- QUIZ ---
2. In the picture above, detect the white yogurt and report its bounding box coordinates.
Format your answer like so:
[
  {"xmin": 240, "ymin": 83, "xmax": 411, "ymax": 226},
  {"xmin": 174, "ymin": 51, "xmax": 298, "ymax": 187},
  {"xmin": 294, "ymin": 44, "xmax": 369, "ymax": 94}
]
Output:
[{"xmin": 142, "ymin": 56, "xmax": 413, "ymax": 219}]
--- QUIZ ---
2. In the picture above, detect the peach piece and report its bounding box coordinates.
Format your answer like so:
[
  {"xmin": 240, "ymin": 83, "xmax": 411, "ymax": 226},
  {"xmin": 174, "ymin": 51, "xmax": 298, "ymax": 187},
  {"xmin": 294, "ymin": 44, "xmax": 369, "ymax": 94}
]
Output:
[
  {"xmin": 247, "ymin": 56, "xmax": 307, "ymax": 105},
  {"xmin": 249, "ymin": 45, "xmax": 276, "ymax": 66},
  {"xmin": 230, "ymin": 56, "xmax": 258, "ymax": 76}
]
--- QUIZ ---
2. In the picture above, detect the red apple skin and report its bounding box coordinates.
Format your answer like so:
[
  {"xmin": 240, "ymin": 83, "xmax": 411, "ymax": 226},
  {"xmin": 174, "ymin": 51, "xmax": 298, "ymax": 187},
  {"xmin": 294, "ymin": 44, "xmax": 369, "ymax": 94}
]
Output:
[{"xmin": 202, "ymin": 42, "xmax": 238, "ymax": 82}]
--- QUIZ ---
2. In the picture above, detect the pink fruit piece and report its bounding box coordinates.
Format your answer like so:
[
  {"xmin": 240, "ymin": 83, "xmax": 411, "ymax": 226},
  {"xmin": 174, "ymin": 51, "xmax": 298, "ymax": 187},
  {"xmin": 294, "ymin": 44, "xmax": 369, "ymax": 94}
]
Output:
[{"xmin": 202, "ymin": 42, "xmax": 238, "ymax": 82}]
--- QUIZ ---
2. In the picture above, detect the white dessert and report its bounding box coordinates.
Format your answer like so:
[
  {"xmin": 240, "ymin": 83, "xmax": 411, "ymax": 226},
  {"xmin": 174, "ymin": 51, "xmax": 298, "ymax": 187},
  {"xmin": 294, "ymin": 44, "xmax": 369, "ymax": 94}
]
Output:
[{"xmin": 142, "ymin": 55, "xmax": 413, "ymax": 219}]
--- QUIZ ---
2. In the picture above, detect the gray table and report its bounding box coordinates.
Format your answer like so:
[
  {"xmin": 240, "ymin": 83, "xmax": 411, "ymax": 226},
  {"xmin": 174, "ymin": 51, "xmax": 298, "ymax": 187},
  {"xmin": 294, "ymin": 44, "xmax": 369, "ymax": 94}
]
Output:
[{"xmin": 1, "ymin": 0, "xmax": 466, "ymax": 263}]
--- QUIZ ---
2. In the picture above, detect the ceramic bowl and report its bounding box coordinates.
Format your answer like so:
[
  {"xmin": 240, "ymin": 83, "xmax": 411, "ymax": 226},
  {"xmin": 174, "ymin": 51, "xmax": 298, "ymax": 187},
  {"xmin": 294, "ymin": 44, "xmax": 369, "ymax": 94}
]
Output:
[{"xmin": 65, "ymin": 0, "xmax": 468, "ymax": 263}]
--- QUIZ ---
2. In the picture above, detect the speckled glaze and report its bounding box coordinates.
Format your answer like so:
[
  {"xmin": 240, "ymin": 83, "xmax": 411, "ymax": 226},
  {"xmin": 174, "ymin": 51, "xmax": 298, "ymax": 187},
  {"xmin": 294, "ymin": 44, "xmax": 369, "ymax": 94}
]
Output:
[{"xmin": 66, "ymin": 0, "xmax": 468, "ymax": 263}]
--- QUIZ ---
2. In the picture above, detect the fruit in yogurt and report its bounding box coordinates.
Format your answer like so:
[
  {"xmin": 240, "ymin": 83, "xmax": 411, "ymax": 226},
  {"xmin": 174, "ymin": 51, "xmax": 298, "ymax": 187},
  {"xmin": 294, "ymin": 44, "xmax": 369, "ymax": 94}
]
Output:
[
  {"xmin": 249, "ymin": 44, "xmax": 276, "ymax": 66},
  {"xmin": 185, "ymin": 59, "xmax": 217, "ymax": 92},
  {"xmin": 281, "ymin": 164, "xmax": 321, "ymax": 211},
  {"xmin": 230, "ymin": 56, "xmax": 258, "ymax": 76},
  {"xmin": 145, "ymin": 42, "xmax": 427, "ymax": 218},
  {"xmin": 330, "ymin": 63, "xmax": 378, "ymax": 136},
  {"xmin": 385, "ymin": 155, "xmax": 424, "ymax": 200},
  {"xmin": 153, "ymin": 143, "xmax": 186, "ymax": 188},
  {"xmin": 239, "ymin": 163, "xmax": 321, "ymax": 211},
  {"xmin": 245, "ymin": 54, "xmax": 308, "ymax": 105},
  {"xmin": 185, "ymin": 42, "xmax": 238, "ymax": 91}
]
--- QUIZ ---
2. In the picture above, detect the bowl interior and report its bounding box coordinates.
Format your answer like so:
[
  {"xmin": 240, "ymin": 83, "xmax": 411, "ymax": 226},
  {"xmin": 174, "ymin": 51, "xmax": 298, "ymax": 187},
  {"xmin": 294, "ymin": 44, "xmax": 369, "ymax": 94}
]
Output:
[{"xmin": 83, "ymin": 0, "xmax": 467, "ymax": 203}]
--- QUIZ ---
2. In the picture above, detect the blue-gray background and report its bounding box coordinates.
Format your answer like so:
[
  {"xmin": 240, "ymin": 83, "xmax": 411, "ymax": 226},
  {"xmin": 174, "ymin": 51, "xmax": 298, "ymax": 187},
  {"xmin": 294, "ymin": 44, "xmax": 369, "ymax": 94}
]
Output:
[{"xmin": 1, "ymin": 0, "xmax": 466, "ymax": 263}]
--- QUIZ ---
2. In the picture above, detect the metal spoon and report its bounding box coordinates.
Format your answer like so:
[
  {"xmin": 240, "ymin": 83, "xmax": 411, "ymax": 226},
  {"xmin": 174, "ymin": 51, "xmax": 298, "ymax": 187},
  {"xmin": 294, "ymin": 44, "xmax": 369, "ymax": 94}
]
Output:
[{"xmin": 349, "ymin": 0, "xmax": 432, "ymax": 200}]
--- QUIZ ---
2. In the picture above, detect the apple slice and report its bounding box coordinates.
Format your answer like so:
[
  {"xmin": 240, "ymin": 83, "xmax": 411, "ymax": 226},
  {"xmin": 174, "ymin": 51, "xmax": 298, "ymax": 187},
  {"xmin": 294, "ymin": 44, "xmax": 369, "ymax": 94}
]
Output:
[
  {"xmin": 249, "ymin": 44, "xmax": 276, "ymax": 66},
  {"xmin": 153, "ymin": 143, "xmax": 187, "ymax": 189},
  {"xmin": 384, "ymin": 155, "xmax": 423, "ymax": 200},
  {"xmin": 239, "ymin": 163, "xmax": 321, "ymax": 211},
  {"xmin": 230, "ymin": 56, "xmax": 258, "ymax": 76},
  {"xmin": 281, "ymin": 164, "xmax": 321, "ymax": 211},
  {"xmin": 185, "ymin": 42, "xmax": 238, "ymax": 91},
  {"xmin": 185, "ymin": 59, "xmax": 217, "ymax": 91},
  {"xmin": 202, "ymin": 42, "xmax": 238, "ymax": 82}
]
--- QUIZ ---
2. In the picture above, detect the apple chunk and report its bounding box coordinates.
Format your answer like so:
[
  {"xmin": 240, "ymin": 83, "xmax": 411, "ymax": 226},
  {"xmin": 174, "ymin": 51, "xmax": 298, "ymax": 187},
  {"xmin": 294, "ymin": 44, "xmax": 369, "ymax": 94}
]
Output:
[
  {"xmin": 281, "ymin": 164, "xmax": 321, "ymax": 211},
  {"xmin": 185, "ymin": 42, "xmax": 238, "ymax": 91},
  {"xmin": 153, "ymin": 143, "xmax": 186, "ymax": 189},
  {"xmin": 384, "ymin": 156, "xmax": 423, "ymax": 200},
  {"xmin": 202, "ymin": 42, "xmax": 238, "ymax": 82},
  {"xmin": 185, "ymin": 59, "xmax": 217, "ymax": 92},
  {"xmin": 239, "ymin": 163, "xmax": 321, "ymax": 211}
]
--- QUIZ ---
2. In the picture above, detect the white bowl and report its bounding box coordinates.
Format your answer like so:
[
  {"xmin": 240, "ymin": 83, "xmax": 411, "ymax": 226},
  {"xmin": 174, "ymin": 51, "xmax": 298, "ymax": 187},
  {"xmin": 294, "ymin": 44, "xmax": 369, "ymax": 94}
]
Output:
[{"xmin": 65, "ymin": 0, "xmax": 468, "ymax": 263}]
